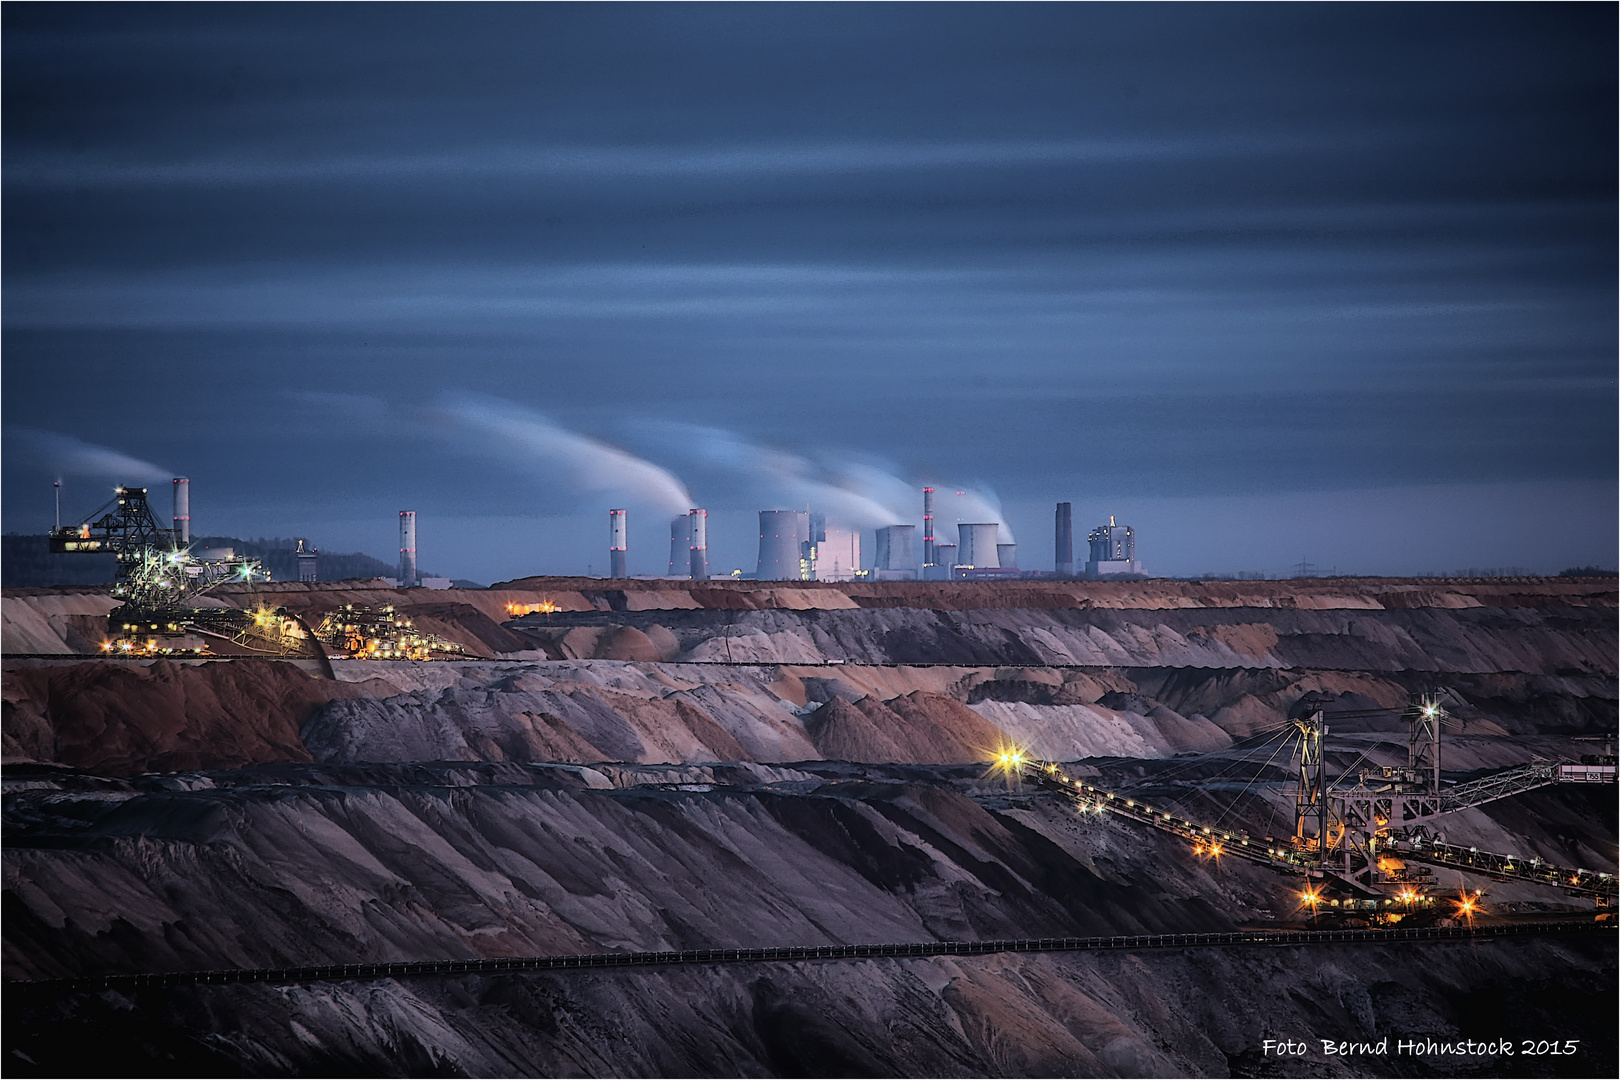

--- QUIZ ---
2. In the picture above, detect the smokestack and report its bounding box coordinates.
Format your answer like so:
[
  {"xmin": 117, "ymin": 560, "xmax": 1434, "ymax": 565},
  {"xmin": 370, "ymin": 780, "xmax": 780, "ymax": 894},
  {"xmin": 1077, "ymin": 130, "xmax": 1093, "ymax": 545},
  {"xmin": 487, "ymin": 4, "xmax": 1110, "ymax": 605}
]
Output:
[
  {"xmin": 687, "ymin": 508, "xmax": 708, "ymax": 581},
  {"xmin": 398, "ymin": 511, "xmax": 418, "ymax": 588},
  {"xmin": 172, "ymin": 477, "xmax": 190, "ymax": 544},
  {"xmin": 922, "ymin": 487, "xmax": 935, "ymax": 567},
  {"xmin": 609, "ymin": 509, "xmax": 628, "ymax": 578},
  {"xmin": 1055, "ymin": 501, "xmax": 1073, "ymax": 577}
]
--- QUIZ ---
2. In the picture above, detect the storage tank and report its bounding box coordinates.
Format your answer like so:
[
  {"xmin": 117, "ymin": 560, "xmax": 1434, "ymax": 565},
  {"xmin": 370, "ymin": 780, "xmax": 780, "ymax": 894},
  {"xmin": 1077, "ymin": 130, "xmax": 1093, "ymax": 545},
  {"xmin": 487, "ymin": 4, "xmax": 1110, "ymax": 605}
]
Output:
[
  {"xmin": 757, "ymin": 510, "xmax": 808, "ymax": 580},
  {"xmin": 957, "ymin": 523, "xmax": 1000, "ymax": 568}
]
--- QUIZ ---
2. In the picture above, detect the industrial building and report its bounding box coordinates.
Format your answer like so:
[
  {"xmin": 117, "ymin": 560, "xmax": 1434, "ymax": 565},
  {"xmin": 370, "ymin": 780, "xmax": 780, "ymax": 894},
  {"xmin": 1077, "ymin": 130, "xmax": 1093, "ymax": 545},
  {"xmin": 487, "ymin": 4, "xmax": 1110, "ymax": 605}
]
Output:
[
  {"xmin": 296, "ymin": 538, "xmax": 318, "ymax": 582},
  {"xmin": 1086, "ymin": 515, "xmax": 1145, "ymax": 578},
  {"xmin": 816, "ymin": 524, "xmax": 861, "ymax": 582},
  {"xmin": 609, "ymin": 491, "xmax": 1141, "ymax": 584}
]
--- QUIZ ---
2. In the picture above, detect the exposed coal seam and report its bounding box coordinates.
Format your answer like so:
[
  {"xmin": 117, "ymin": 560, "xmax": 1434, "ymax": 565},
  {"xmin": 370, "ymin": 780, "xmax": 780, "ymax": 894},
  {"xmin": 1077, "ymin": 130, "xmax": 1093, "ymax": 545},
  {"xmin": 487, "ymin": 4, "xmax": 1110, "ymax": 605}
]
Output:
[{"xmin": 10, "ymin": 921, "xmax": 1611, "ymax": 995}]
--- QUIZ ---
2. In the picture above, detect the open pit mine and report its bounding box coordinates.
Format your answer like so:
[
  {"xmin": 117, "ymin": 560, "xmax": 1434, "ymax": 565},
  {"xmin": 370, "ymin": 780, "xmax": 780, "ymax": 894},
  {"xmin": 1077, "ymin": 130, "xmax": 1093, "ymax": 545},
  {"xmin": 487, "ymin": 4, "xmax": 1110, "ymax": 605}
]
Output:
[{"xmin": 3, "ymin": 574, "xmax": 1616, "ymax": 1077}]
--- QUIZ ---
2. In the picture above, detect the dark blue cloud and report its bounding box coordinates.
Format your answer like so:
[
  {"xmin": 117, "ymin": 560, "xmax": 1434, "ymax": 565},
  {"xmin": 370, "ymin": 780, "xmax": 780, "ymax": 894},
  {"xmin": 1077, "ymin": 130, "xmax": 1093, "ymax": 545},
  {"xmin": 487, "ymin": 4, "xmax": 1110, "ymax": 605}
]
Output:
[{"xmin": 4, "ymin": 3, "xmax": 1614, "ymax": 578}]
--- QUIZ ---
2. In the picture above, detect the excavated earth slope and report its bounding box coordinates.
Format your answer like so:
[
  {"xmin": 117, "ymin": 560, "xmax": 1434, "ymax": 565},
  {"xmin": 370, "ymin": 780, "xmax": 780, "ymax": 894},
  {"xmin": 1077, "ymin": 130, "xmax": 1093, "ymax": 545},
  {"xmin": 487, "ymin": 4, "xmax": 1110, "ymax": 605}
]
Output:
[{"xmin": 2, "ymin": 577, "xmax": 1615, "ymax": 1077}]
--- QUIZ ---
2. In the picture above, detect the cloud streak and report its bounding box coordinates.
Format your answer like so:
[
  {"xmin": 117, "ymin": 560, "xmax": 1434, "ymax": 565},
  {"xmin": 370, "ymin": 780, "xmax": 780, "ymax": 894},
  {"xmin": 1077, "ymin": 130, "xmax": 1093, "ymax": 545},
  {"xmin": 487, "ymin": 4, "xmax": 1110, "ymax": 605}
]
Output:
[
  {"xmin": 6, "ymin": 428, "xmax": 171, "ymax": 484},
  {"xmin": 444, "ymin": 397, "xmax": 693, "ymax": 516}
]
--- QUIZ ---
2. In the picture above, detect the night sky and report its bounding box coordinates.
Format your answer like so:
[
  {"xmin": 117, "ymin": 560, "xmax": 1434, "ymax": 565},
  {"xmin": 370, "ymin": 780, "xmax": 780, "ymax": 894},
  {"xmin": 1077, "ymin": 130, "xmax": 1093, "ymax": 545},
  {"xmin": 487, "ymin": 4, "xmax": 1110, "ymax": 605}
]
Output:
[{"xmin": 5, "ymin": 4, "xmax": 1615, "ymax": 582}]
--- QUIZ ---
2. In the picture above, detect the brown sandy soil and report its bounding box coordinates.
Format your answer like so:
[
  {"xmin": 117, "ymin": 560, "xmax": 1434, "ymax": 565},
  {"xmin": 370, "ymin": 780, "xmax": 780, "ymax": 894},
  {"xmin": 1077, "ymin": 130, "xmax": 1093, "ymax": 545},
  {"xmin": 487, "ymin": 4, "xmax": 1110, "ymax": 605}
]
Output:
[{"xmin": 1, "ymin": 659, "xmax": 373, "ymax": 774}]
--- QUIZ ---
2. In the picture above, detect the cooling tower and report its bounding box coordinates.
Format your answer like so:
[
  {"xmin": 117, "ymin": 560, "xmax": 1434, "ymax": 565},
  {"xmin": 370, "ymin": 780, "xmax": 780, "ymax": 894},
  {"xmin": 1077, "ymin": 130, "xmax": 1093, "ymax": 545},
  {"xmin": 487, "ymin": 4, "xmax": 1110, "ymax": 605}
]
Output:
[
  {"xmin": 957, "ymin": 523, "xmax": 1000, "ymax": 568},
  {"xmin": 997, "ymin": 543, "xmax": 1017, "ymax": 569},
  {"xmin": 609, "ymin": 509, "xmax": 628, "ymax": 579},
  {"xmin": 933, "ymin": 542, "xmax": 958, "ymax": 569},
  {"xmin": 687, "ymin": 508, "xmax": 708, "ymax": 581},
  {"xmin": 1055, "ymin": 501, "xmax": 1073, "ymax": 577},
  {"xmin": 874, "ymin": 524, "xmax": 916, "ymax": 571},
  {"xmin": 171, "ymin": 478, "xmax": 190, "ymax": 543},
  {"xmin": 757, "ymin": 510, "xmax": 808, "ymax": 580},
  {"xmin": 669, "ymin": 515, "xmax": 691, "ymax": 577},
  {"xmin": 398, "ymin": 511, "xmax": 418, "ymax": 588}
]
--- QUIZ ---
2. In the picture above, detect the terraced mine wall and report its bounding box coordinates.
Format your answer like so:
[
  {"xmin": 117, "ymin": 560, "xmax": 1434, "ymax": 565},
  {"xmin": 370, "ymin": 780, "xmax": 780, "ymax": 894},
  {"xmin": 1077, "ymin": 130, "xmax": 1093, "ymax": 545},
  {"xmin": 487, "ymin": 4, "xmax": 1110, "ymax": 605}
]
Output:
[{"xmin": 3, "ymin": 577, "xmax": 1615, "ymax": 1076}]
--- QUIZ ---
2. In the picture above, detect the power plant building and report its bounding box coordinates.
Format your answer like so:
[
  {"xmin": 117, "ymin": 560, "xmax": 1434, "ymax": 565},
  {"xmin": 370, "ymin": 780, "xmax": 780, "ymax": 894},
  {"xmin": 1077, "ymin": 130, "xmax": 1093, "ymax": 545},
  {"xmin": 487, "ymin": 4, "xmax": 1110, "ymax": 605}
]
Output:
[
  {"xmin": 1086, "ymin": 516, "xmax": 1144, "ymax": 579},
  {"xmin": 296, "ymin": 538, "xmax": 318, "ymax": 582},
  {"xmin": 815, "ymin": 525, "xmax": 861, "ymax": 582},
  {"xmin": 609, "ymin": 509, "xmax": 628, "ymax": 578}
]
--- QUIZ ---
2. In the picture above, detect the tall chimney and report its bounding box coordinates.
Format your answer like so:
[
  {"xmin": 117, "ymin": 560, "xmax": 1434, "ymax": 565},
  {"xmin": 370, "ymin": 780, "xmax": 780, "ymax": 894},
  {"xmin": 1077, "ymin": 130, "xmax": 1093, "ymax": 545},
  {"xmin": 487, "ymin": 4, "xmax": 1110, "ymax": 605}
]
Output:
[
  {"xmin": 687, "ymin": 508, "xmax": 708, "ymax": 581},
  {"xmin": 172, "ymin": 477, "xmax": 191, "ymax": 544},
  {"xmin": 398, "ymin": 511, "xmax": 418, "ymax": 588},
  {"xmin": 1054, "ymin": 501, "xmax": 1073, "ymax": 577},
  {"xmin": 922, "ymin": 487, "xmax": 936, "ymax": 567},
  {"xmin": 609, "ymin": 509, "xmax": 628, "ymax": 578}
]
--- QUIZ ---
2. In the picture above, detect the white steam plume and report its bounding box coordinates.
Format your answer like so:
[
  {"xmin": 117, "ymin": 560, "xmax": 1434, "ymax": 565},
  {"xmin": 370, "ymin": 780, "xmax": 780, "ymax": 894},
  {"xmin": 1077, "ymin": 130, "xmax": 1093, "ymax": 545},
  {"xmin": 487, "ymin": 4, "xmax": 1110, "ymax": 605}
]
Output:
[
  {"xmin": 638, "ymin": 423, "xmax": 1015, "ymax": 540},
  {"xmin": 647, "ymin": 423, "xmax": 909, "ymax": 529},
  {"xmin": 8, "ymin": 428, "xmax": 171, "ymax": 483},
  {"xmin": 936, "ymin": 486, "xmax": 1015, "ymax": 543},
  {"xmin": 445, "ymin": 397, "xmax": 693, "ymax": 515}
]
